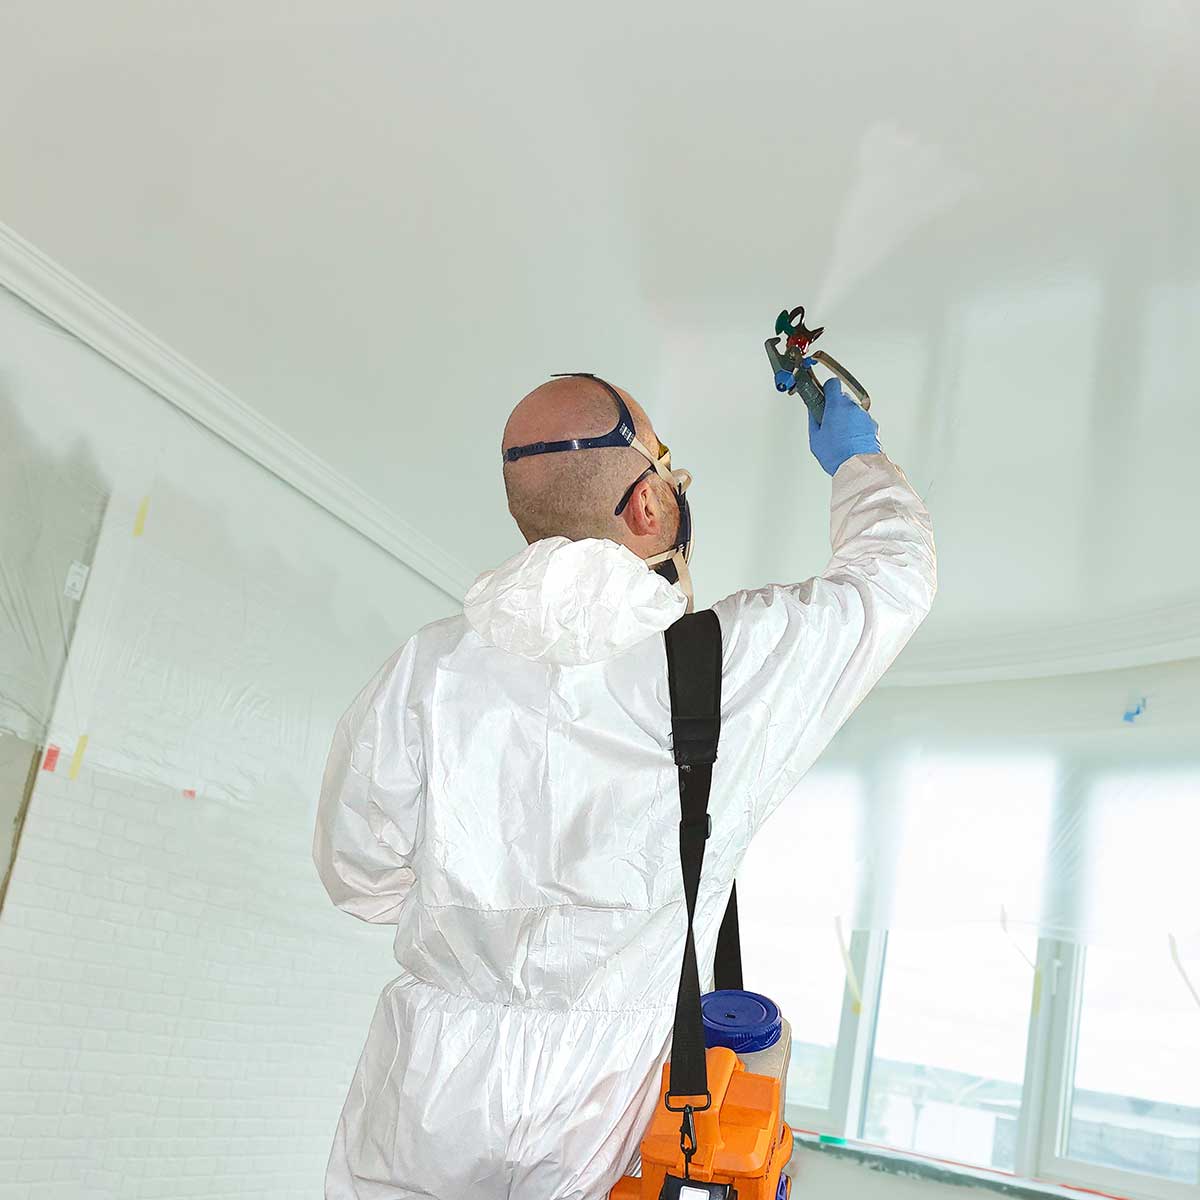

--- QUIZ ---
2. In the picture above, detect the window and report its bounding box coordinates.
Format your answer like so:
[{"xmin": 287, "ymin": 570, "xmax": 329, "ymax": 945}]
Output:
[
  {"xmin": 740, "ymin": 769, "xmax": 862, "ymax": 1118},
  {"xmin": 863, "ymin": 928, "xmax": 1037, "ymax": 1169},
  {"xmin": 1062, "ymin": 942, "xmax": 1200, "ymax": 1186},
  {"xmin": 859, "ymin": 755, "xmax": 1053, "ymax": 1168},
  {"xmin": 1033, "ymin": 770, "xmax": 1200, "ymax": 1195},
  {"xmin": 736, "ymin": 756, "xmax": 1200, "ymax": 1200},
  {"xmin": 1078, "ymin": 771, "xmax": 1200, "ymax": 947},
  {"xmin": 859, "ymin": 753, "xmax": 1056, "ymax": 1166},
  {"xmin": 887, "ymin": 755, "xmax": 1054, "ymax": 940},
  {"xmin": 754, "ymin": 927, "xmax": 848, "ymax": 1113}
]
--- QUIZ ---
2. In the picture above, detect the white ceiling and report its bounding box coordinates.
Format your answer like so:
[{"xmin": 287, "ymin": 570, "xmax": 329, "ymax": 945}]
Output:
[{"xmin": 1, "ymin": 1, "xmax": 1197, "ymax": 674}]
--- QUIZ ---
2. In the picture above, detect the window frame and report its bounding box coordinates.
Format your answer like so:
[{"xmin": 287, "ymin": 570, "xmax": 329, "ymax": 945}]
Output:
[
  {"xmin": 782, "ymin": 928, "xmax": 884, "ymax": 1137},
  {"xmin": 1034, "ymin": 939, "xmax": 1199, "ymax": 1200},
  {"xmin": 799, "ymin": 930, "xmax": 1199, "ymax": 1200},
  {"xmin": 773, "ymin": 753, "xmax": 1198, "ymax": 1200}
]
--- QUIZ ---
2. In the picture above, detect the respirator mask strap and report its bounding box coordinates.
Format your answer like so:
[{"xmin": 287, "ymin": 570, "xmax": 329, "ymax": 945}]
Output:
[
  {"xmin": 642, "ymin": 466, "xmax": 694, "ymax": 612},
  {"xmin": 504, "ymin": 372, "xmax": 695, "ymax": 609}
]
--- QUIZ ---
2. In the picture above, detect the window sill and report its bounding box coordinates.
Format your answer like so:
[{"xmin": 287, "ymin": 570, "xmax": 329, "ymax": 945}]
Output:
[{"xmin": 791, "ymin": 1134, "xmax": 1129, "ymax": 1200}]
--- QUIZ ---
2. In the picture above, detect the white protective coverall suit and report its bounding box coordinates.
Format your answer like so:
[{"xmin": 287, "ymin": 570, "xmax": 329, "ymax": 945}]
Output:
[{"xmin": 314, "ymin": 451, "xmax": 935, "ymax": 1200}]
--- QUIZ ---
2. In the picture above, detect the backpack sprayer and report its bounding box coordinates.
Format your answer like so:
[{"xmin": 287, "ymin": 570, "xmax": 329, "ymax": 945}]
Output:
[{"xmin": 764, "ymin": 305, "xmax": 870, "ymax": 424}]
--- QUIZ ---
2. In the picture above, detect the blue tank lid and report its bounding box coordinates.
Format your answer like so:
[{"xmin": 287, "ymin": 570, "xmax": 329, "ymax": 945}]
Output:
[{"xmin": 701, "ymin": 989, "xmax": 782, "ymax": 1054}]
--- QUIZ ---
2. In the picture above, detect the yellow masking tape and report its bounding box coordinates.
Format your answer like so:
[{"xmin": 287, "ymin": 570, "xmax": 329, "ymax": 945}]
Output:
[
  {"xmin": 1031, "ymin": 966, "xmax": 1043, "ymax": 1018},
  {"xmin": 835, "ymin": 916, "xmax": 863, "ymax": 1016},
  {"xmin": 132, "ymin": 496, "xmax": 150, "ymax": 537},
  {"xmin": 68, "ymin": 734, "xmax": 89, "ymax": 780}
]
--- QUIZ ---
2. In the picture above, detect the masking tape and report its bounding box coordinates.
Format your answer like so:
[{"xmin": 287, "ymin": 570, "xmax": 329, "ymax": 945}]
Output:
[
  {"xmin": 835, "ymin": 916, "xmax": 863, "ymax": 1016},
  {"xmin": 1031, "ymin": 966, "xmax": 1043, "ymax": 1018},
  {"xmin": 67, "ymin": 734, "xmax": 89, "ymax": 780},
  {"xmin": 1169, "ymin": 934, "xmax": 1200, "ymax": 1012},
  {"xmin": 132, "ymin": 496, "xmax": 150, "ymax": 538}
]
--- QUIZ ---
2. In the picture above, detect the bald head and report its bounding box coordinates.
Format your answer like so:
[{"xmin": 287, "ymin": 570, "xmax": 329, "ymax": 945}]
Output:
[{"xmin": 502, "ymin": 376, "xmax": 678, "ymax": 555}]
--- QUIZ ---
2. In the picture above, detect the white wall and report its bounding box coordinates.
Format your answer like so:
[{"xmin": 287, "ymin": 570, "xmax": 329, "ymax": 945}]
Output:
[{"xmin": 0, "ymin": 285, "xmax": 457, "ymax": 1198}]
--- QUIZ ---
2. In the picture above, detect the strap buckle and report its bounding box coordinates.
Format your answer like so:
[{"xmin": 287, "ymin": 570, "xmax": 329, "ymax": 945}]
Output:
[{"xmin": 664, "ymin": 1090, "xmax": 712, "ymax": 1114}]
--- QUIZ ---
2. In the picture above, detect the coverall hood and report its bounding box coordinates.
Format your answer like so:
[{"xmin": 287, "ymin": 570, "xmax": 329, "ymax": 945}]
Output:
[{"xmin": 462, "ymin": 535, "xmax": 688, "ymax": 666}]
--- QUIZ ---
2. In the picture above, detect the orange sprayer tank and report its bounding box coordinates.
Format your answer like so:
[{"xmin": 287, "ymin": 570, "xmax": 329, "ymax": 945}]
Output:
[{"xmin": 609, "ymin": 1047, "xmax": 793, "ymax": 1200}]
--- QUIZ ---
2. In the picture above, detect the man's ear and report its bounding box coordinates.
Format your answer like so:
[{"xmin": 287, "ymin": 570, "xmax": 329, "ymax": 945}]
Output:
[{"xmin": 620, "ymin": 478, "xmax": 661, "ymax": 539}]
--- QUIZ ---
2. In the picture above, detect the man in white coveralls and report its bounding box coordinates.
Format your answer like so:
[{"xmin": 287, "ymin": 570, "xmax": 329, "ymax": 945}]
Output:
[{"xmin": 314, "ymin": 370, "xmax": 936, "ymax": 1199}]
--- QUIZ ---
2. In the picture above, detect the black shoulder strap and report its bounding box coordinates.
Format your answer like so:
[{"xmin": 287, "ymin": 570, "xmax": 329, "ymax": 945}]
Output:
[{"xmin": 663, "ymin": 609, "xmax": 742, "ymax": 1112}]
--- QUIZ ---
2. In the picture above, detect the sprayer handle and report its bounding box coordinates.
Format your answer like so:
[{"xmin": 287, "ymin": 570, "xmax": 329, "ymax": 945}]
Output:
[{"xmin": 793, "ymin": 367, "xmax": 827, "ymax": 425}]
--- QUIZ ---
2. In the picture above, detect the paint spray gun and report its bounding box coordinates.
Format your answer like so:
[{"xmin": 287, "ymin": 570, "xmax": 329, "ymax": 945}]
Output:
[{"xmin": 764, "ymin": 306, "xmax": 871, "ymax": 425}]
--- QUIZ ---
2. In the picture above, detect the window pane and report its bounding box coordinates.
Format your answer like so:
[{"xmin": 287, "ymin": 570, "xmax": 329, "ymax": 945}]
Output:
[
  {"xmin": 1067, "ymin": 942, "xmax": 1200, "ymax": 1184},
  {"xmin": 739, "ymin": 769, "xmax": 861, "ymax": 1113},
  {"xmin": 741, "ymin": 926, "xmax": 848, "ymax": 1114},
  {"xmin": 859, "ymin": 754, "xmax": 1052, "ymax": 1165},
  {"xmin": 890, "ymin": 755, "xmax": 1054, "ymax": 930},
  {"xmin": 1080, "ymin": 770, "xmax": 1200, "ymax": 944},
  {"xmin": 863, "ymin": 928, "xmax": 1037, "ymax": 1169}
]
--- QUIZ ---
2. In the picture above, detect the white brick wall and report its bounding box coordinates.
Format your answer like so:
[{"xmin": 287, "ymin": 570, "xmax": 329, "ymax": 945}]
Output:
[{"xmin": 0, "ymin": 763, "xmax": 397, "ymax": 1199}]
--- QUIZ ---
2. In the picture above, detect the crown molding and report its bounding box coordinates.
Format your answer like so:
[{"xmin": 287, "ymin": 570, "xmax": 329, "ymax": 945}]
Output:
[
  {"xmin": 0, "ymin": 221, "xmax": 476, "ymax": 602},
  {"xmin": 885, "ymin": 596, "xmax": 1200, "ymax": 688}
]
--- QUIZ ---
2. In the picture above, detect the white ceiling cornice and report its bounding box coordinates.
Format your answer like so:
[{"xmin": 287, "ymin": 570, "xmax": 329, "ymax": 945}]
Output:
[
  {"xmin": 0, "ymin": 220, "xmax": 476, "ymax": 603},
  {"xmin": 886, "ymin": 596, "xmax": 1200, "ymax": 688}
]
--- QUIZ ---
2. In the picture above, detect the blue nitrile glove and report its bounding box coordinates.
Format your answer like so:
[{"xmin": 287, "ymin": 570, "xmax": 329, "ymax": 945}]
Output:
[{"xmin": 808, "ymin": 375, "xmax": 881, "ymax": 476}]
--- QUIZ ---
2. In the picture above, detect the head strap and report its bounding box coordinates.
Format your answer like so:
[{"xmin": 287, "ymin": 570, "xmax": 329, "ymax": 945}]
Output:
[{"xmin": 502, "ymin": 374, "xmax": 637, "ymax": 464}]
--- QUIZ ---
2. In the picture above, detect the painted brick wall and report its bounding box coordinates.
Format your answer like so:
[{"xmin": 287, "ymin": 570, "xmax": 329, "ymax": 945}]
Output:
[{"xmin": 0, "ymin": 762, "xmax": 394, "ymax": 1200}]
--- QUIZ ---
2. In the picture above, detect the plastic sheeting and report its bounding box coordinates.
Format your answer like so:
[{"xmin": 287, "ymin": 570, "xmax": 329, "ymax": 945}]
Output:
[
  {"xmin": 0, "ymin": 288, "xmax": 454, "ymax": 805},
  {"xmin": 0, "ymin": 347, "xmax": 106, "ymax": 744},
  {"xmin": 740, "ymin": 655, "xmax": 1200, "ymax": 956}
]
